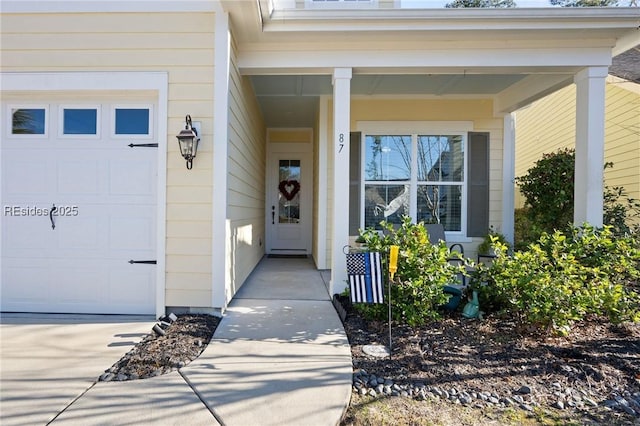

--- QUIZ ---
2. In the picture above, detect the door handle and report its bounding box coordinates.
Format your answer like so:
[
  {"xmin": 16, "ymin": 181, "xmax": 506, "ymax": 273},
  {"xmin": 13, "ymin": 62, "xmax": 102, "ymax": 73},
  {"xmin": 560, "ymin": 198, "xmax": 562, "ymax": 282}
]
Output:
[
  {"xmin": 49, "ymin": 204, "xmax": 57, "ymax": 230},
  {"xmin": 271, "ymin": 206, "xmax": 275, "ymax": 225}
]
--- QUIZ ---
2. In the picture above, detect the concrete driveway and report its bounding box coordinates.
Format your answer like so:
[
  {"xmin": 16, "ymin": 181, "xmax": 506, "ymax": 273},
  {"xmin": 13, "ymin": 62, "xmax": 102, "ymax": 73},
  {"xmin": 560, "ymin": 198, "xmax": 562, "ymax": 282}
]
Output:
[{"xmin": 0, "ymin": 314, "xmax": 155, "ymax": 426}]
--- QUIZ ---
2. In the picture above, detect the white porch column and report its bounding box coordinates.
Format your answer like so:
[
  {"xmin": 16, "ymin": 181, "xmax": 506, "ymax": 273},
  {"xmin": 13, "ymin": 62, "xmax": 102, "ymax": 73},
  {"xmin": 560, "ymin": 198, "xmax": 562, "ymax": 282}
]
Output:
[
  {"xmin": 316, "ymin": 96, "xmax": 329, "ymax": 269},
  {"xmin": 330, "ymin": 68, "xmax": 352, "ymax": 296},
  {"xmin": 211, "ymin": 10, "xmax": 231, "ymax": 310},
  {"xmin": 502, "ymin": 113, "xmax": 516, "ymax": 245},
  {"xmin": 574, "ymin": 67, "xmax": 607, "ymax": 227}
]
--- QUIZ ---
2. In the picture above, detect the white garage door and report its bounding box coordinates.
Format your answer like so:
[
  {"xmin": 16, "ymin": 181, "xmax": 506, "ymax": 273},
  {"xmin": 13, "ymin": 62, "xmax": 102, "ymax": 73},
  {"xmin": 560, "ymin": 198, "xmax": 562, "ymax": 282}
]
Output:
[{"xmin": 1, "ymin": 101, "xmax": 157, "ymax": 315}]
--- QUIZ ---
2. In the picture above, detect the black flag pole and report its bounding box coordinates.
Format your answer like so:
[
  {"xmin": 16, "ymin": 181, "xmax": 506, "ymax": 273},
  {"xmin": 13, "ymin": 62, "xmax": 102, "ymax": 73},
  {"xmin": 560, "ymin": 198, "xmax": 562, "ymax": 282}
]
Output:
[{"xmin": 387, "ymin": 245, "xmax": 399, "ymax": 357}]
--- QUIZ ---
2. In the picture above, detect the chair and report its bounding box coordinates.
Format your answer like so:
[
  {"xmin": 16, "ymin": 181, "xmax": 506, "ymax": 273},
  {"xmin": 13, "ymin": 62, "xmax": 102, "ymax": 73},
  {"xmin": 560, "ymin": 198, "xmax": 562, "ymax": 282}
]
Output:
[
  {"xmin": 425, "ymin": 223, "xmax": 467, "ymax": 310},
  {"xmin": 425, "ymin": 223, "xmax": 464, "ymax": 255}
]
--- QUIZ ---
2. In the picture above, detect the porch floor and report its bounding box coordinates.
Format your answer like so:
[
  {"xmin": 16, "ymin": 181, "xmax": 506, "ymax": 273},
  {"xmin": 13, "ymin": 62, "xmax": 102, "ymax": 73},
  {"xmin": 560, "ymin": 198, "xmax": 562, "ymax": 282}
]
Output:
[{"xmin": 234, "ymin": 256, "xmax": 332, "ymax": 300}]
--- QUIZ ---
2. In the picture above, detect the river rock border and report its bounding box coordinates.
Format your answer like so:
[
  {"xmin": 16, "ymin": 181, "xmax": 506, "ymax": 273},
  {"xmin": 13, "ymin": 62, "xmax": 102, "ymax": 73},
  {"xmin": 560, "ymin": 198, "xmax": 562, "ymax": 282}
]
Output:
[{"xmin": 352, "ymin": 368, "xmax": 640, "ymax": 418}]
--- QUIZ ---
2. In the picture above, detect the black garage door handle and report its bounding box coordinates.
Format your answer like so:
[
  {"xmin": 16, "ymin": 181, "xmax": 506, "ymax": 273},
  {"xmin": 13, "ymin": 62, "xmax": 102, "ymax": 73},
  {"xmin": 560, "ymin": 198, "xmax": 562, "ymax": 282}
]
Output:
[{"xmin": 49, "ymin": 204, "xmax": 57, "ymax": 230}]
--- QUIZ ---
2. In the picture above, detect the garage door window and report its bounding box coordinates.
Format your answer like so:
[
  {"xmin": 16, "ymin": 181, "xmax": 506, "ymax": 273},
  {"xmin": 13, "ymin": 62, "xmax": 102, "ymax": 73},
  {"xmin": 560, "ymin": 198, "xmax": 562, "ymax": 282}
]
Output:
[
  {"xmin": 114, "ymin": 107, "xmax": 151, "ymax": 136},
  {"xmin": 11, "ymin": 107, "xmax": 47, "ymax": 135},
  {"xmin": 62, "ymin": 107, "xmax": 99, "ymax": 136}
]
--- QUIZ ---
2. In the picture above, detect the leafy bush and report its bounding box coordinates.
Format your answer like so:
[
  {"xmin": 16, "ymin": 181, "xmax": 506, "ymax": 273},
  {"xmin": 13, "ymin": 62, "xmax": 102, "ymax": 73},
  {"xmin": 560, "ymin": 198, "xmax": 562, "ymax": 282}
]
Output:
[
  {"xmin": 604, "ymin": 183, "xmax": 640, "ymax": 238},
  {"xmin": 355, "ymin": 217, "xmax": 470, "ymax": 326},
  {"xmin": 516, "ymin": 150, "xmax": 640, "ymax": 244},
  {"xmin": 515, "ymin": 148, "xmax": 575, "ymax": 236},
  {"xmin": 477, "ymin": 226, "xmax": 511, "ymax": 255},
  {"xmin": 476, "ymin": 224, "xmax": 640, "ymax": 335},
  {"xmin": 513, "ymin": 207, "xmax": 544, "ymax": 251}
]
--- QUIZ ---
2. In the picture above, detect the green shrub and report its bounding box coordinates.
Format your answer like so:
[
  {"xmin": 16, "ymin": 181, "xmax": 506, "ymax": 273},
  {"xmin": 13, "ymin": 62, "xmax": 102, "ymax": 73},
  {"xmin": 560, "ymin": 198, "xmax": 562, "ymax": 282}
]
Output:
[
  {"xmin": 517, "ymin": 151, "xmax": 640, "ymax": 242},
  {"xmin": 516, "ymin": 148, "xmax": 575, "ymax": 236},
  {"xmin": 477, "ymin": 227, "xmax": 511, "ymax": 255},
  {"xmin": 604, "ymin": 182, "xmax": 640, "ymax": 238},
  {"xmin": 477, "ymin": 224, "xmax": 640, "ymax": 335},
  {"xmin": 355, "ymin": 217, "xmax": 470, "ymax": 326},
  {"xmin": 514, "ymin": 207, "xmax": 544, "ymax": 251}
]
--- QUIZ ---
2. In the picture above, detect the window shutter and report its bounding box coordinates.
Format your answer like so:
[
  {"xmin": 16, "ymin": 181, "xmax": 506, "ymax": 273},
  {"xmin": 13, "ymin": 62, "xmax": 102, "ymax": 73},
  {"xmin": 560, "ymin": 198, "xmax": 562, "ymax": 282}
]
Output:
[
  {"xmin": 349, "ymin": 132, "xmax": 361, "ymax": 235},
  {"xmin": 467, "ymin": 132, "xmax": 490, "ymax": 237}
]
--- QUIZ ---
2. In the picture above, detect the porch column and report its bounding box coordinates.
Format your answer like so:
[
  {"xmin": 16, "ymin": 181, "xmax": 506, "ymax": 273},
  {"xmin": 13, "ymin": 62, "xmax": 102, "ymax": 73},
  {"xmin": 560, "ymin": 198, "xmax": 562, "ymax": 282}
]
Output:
[
  {"xmin": 574, "ymin": 67, "xmax": 607, "ymax": 227},
  {"xmin": 211, "ymin": 9, "xmax": 231, "ymax": 310},
  {"xmin": 502, "ymin": 113, "xmax": 515, "ymax": 245},
  {"xmin": 330, "ymin": 67, "xmax": 352, "ymax": 296}
]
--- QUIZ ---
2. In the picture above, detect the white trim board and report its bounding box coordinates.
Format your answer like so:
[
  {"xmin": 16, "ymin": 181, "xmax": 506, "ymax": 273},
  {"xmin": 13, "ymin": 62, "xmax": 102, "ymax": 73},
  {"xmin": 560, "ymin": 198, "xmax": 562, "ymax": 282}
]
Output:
[{"xmin": 1, "ymin": 0, "xmax": 215, "ymax": 13}]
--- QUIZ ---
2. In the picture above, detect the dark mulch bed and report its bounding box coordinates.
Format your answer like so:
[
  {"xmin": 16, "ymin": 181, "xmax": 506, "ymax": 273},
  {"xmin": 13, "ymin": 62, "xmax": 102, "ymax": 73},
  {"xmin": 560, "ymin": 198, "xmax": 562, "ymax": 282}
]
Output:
[
  {"xmin": 336, "ymin": 295, "xmax": 640, "ymax": 424},
  {"xmin": 99, "ymin": 314, "xmax": 220, "ymax": 381}
]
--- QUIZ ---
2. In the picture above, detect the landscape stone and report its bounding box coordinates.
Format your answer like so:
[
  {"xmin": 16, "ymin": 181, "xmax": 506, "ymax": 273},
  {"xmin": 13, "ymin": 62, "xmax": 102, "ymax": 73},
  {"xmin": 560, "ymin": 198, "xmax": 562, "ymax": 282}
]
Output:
[{"xmin": 516, "ymin": 385, "xmax": 532, "ymax": 395}]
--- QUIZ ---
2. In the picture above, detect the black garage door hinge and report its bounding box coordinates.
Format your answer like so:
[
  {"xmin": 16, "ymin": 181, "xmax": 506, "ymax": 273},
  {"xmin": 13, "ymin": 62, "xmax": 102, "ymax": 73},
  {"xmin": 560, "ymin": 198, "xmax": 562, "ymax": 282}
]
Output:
[{"xmin": 128, "ymin": 143, "xmax": 158, "ymax": 148}]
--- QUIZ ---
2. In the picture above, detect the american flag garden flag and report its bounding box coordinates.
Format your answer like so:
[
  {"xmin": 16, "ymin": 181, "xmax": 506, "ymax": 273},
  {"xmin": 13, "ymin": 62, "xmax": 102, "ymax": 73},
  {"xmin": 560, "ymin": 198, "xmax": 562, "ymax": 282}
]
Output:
[{"xmin": 346, "ymin": 252, "xmax": 384, "ymax": 304}]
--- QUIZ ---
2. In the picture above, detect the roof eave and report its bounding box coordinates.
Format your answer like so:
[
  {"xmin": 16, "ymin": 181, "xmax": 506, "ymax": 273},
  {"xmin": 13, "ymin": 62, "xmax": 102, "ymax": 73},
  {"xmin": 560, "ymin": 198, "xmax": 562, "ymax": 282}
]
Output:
[{"xmin": 265, "ymin": 7, "xmax": 640, "ymax": 33}]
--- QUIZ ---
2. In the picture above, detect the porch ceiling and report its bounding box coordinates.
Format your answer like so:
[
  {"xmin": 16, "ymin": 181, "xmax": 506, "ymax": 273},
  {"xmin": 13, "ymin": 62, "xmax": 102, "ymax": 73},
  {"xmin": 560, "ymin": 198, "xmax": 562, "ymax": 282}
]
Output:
[{"xmin": 251, "ymin": 73, "xmax": 529, "ymax": 127}]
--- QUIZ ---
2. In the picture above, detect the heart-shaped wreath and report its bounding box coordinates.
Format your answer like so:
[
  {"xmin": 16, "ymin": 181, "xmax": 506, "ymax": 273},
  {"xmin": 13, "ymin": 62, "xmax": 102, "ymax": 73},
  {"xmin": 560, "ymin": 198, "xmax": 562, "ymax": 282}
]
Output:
[{"xmin": 278, "ymin": 180, "xmax": 300, "ymax": 201}]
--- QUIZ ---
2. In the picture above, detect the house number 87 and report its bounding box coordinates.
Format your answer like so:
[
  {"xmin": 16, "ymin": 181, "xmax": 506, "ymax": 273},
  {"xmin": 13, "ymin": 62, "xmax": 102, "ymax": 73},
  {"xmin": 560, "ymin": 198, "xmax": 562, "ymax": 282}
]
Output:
[{"xmin": 338, "ymin": 133, "xmax": 344, "ymax": 153}]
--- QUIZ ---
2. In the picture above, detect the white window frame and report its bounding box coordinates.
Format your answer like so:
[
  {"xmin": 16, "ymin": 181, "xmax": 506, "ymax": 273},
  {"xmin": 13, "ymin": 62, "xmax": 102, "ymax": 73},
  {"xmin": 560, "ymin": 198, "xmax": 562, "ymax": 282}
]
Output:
[
  {"xmin": 58, "ymin": 104, "xmax": 101, "ymax": 139},
  {"xmin": 305, "ymin": 0, "xmax": 378, "ymax": 9},
  {"xmin": 111, "ymin": 104, "xmax": 154, "ymax": 139},
  {"xmin": 357, "ymin": 121, "xmax": 473, "ymax": 238},
  {"xmin": 7, "ymin": 104, "xmax": 49, "ymax": 138}
]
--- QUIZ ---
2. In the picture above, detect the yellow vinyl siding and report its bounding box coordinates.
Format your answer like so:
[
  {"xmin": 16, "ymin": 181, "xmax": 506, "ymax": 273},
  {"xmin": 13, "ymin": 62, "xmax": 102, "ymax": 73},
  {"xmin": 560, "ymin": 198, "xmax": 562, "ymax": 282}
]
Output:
[
  {"xmin": 269, "ymin": 128, "xmax": 314, "ymax": 143},
  {"xmin": 1, "ymin": 11, "xmax": 216, "ymax": 308},
  {"xmin": 227, "ymin": 30, "xmax": 267, "ymax": 298},
  {"xmin": 604, "ymin": 84, "xmax": 640, "ymax": 201},
  {"xmin": 515, "ymin": 81, "xmax": 640, "ymax": 212}
]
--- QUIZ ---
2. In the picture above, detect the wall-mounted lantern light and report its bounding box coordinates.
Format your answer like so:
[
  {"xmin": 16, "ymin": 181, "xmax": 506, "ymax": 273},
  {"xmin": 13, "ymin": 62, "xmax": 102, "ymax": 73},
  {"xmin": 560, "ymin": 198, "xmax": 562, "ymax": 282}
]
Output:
[{"xmin": 176, "ymin": 114, "xmax": 200, "ymax": 170}]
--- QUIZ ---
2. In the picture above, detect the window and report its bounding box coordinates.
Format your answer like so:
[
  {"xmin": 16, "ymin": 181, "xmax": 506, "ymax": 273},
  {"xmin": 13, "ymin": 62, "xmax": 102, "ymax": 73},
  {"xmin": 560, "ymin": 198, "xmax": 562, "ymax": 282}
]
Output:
[
  {"xmin": 11, "ymin": 107, "xmax": 47, "ymax": 135},
  {"xmin": 278, "ymin": 160, "xmax": 302, "ymax": 224},
  {"xmin": 416, "ymin": 135, "xmax": 464, "ymax": 231},
  {"xmin": 361, "ymin": 123, "xmax": 469, "ymax": 233},
  {"xmin": 61, "ymin": 107, "xmax": 99, "ymax": 136},
  {"xmin": 113, "ymin": 107, "xmax": 151, "ymax": 136},
  {"xmin": 363, "ymin": 135, "xmax": 412, "ymax": 227}
]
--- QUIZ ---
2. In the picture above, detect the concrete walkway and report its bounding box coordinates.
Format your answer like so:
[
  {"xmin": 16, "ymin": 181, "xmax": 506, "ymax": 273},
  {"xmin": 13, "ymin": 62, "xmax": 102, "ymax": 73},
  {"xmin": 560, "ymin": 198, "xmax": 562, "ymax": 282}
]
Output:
[{"xmin": 1, "ymin": 257, "xmax": 352, "ymax": 426}]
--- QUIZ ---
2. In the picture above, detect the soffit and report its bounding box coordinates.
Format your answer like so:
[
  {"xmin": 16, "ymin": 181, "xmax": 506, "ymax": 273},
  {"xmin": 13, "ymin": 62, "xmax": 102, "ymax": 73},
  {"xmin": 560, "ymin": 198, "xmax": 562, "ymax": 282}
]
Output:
[
  {"xmin": 250, "ymin": 74, "xmax": 526, "ymax": 97},
  {"xmin": 250, "ymin": 73, "xmax": 532, "ymax": 127}
]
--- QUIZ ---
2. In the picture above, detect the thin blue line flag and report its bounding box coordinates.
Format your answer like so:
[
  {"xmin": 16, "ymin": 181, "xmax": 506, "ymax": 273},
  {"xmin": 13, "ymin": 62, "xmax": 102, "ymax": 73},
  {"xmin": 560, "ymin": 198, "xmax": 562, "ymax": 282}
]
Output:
[{"xmin": 346, "ymin": 252, "xmax": 384, "ymax": 304}]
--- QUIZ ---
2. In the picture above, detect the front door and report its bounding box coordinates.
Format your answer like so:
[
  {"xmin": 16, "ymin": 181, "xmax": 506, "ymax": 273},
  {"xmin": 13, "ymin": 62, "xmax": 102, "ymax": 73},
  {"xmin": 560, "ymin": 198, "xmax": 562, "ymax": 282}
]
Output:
[{"xmin": 266, "ymin": 143, "xmax": 312, "ymax": 255}]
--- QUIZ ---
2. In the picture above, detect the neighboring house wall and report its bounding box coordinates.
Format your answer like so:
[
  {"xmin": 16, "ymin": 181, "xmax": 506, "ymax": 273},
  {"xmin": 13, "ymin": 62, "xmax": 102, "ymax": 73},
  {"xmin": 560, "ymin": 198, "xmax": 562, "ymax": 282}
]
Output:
[
  {"xmin": 227, "ymin": 30, "xmax": 267, "ymax": 299},
  {"xmin": 1, "ymin": 11, "xmax": 217, "ymax": 309},
  {"xmin": 515, "ymin": 79, "xmax": 640, "ymax": 210},
  {"xmin": 318, "ymin": 96, "xmax": 504, "ymax": 268}
]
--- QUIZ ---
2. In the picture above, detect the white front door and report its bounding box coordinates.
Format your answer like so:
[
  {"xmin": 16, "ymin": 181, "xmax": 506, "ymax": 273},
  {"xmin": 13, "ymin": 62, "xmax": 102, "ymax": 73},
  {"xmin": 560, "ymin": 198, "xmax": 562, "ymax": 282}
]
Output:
[
  {"xmin": 1, "ymin": 100, "xmax": 157, "ymax": 315},
  {"xmin": 266, "ymin": 143, "xmax": 312, "ymax": 255}
]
